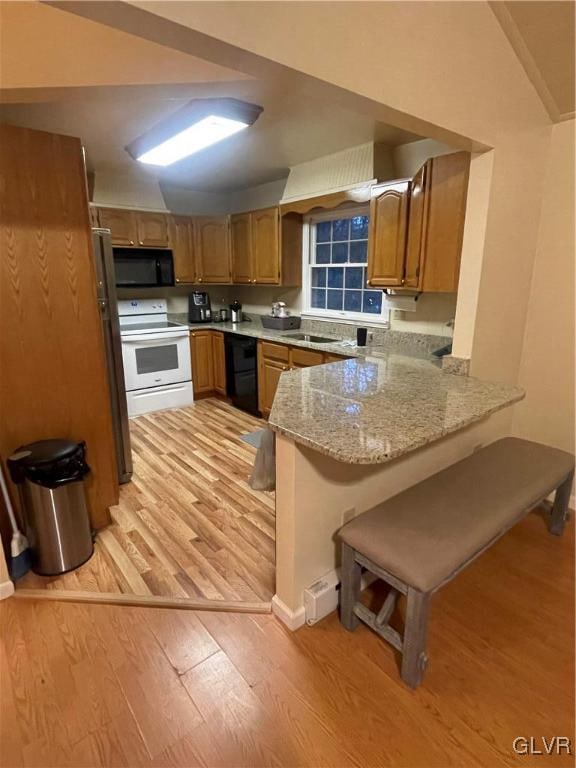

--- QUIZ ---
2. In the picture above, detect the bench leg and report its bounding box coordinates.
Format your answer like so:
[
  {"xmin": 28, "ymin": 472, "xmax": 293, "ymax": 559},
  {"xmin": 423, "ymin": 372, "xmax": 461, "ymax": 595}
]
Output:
[
  {"xmin": 550, "ymin": 469, "xmax": 574, "ymax": 536},
  {"xmin": 340, "ymin": 543, "xmax": 361, "ymax": 631},
  {"xmin": 401, "ymin": 588, "xmax": 430, "ymax": 688}
]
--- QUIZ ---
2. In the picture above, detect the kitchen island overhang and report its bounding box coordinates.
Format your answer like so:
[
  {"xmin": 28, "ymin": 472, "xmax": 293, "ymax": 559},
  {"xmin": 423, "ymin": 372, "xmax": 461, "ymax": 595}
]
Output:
[{"xmin": 268, "ymin": 354, "xmax": 524, "ymax": 629}]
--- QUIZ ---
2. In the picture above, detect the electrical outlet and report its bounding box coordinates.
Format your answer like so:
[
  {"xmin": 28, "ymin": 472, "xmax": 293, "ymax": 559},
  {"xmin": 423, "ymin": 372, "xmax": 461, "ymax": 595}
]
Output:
[{"xmin": 342, "ymin": 507, "xmax": 356, "ymax": 525}]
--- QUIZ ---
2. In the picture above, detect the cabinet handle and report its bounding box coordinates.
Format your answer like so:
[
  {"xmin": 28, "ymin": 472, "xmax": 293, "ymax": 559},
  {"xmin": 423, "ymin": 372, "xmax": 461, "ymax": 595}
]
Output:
[
  {"xmin": 198, "ymin": 278, "xmax": 203, "ymax": 283},
  {"xmin": 366, "ymin": 278, "xmax": 371, "ymax": 286},
  {"xmin": 282, "ymin": 366, "xmax": 289, "ymax": 371},
  {"xmin": 139, "ymin": 240, "xmax": 144, "ymax": 245},
  {"xmin": 176, "ymin": 278, "xmax": 180, "ymax": 283},
  {"xmin": 129, "ymin": 240, "xmax": 134, "ymax": 246}
]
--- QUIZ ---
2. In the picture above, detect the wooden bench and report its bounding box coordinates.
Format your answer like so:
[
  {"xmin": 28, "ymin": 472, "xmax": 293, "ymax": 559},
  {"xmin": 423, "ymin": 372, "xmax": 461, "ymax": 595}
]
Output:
[{"xmin": 338, "ymin": 437, "xmax": 574, "ymax": 688}]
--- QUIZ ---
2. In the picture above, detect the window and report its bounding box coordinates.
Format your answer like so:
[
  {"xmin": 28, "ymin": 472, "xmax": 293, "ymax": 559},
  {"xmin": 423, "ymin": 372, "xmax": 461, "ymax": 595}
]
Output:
[{"xmin": 303, "ymin": 207, "xmax": 388, "ymax": 323}]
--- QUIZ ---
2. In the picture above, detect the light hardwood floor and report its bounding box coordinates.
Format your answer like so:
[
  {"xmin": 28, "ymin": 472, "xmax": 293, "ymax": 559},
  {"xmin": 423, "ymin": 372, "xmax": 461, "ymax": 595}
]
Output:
[
  {"xmin": 16, "ymin": 399, "xmax": 275, "ymax": 604},
  {"xmin": 1, "ymin": 513, "xmax": 573, "ymax": 768}
]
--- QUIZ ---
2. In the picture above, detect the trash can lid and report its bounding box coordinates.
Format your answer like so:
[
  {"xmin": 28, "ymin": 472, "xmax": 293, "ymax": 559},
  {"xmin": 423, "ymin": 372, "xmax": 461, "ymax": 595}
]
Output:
[{"xmin": 10, "ymin": 439, "xmax": 83, "ymax": 467}]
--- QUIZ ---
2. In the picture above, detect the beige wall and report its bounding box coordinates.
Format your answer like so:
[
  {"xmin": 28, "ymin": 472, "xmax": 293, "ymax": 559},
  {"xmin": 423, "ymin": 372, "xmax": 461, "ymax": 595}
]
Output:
[{"xmin": 513, "ymin": 120, "xmax": 575, "ymax": 455}]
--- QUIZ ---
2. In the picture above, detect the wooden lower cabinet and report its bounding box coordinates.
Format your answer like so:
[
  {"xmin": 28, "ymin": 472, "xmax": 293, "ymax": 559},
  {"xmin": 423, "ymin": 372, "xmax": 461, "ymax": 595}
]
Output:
[
  {"xmin": 190, "ymin": 330, "xmax": 227, "ymax": 398},
  {"xmin": 190, "ymin": 330, "xmax": 214, "ymax": 395},
  {"xmin": 257, "ymin": 340, "xmax": 347, "ymax": 418},
  {"xmin": 212, "ymin": 332, "xmax": 226, "ymax": 395}
]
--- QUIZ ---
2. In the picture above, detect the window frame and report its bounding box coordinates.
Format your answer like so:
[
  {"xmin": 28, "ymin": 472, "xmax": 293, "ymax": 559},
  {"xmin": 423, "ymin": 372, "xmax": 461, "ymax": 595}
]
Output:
[{"xmin": 301, "ymin": 206, "xmax": 390, "ymax": 325}]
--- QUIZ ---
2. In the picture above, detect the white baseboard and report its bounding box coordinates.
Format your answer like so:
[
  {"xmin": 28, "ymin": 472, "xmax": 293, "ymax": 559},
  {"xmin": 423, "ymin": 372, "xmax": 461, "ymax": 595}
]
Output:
[
  {"xmin": 271, "ymin": 594, "xmax": 306, "ymax": 631},
  {"xmin": 0, "ymin": 580, "xmax": 14, "ymax": 600}
]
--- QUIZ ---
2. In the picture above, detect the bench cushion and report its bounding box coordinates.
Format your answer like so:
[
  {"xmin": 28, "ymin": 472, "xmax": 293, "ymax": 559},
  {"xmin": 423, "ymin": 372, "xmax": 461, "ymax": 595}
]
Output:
[{"xmin": 339, "ymin": 438, "xmax": 574, "ymax": 593}]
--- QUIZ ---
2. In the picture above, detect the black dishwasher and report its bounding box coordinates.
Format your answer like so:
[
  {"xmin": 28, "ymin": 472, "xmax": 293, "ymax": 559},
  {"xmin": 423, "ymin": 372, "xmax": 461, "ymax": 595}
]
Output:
[{"xmin": 225, "ymin": 334, "xmax": 259, "ymax": 416}]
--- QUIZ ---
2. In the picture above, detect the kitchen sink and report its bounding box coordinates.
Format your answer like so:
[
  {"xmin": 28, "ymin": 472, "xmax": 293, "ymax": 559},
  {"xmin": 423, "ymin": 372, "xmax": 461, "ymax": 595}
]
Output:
[{"xmin": 285, "ymin": 333, "xmax": 342, "ymax": 344}]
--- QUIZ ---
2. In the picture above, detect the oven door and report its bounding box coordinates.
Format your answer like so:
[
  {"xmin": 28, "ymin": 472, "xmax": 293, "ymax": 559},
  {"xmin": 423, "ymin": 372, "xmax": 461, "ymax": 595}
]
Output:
[{"xmin": 121, "ymin": 330, "xmax": 191, "ymax": 391}]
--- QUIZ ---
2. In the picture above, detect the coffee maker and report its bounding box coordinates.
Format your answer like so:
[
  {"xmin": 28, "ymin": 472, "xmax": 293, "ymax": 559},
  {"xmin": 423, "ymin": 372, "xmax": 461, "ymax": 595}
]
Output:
[{"xmin": 188, "ymin": 291, "xmax": 212, "ymax": 323}]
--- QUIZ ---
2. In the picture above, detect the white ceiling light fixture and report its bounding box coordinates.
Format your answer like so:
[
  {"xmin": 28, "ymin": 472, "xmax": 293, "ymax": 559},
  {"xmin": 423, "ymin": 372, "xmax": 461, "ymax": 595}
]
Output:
[{"xmin": 126, "ymin": 98, "xmax": 263, "ymax": 168}]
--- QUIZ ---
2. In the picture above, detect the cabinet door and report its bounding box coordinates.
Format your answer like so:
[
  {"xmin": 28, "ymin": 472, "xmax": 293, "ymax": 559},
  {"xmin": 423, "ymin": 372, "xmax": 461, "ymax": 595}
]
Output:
[
  {"xmin": 170, "ymin": 216, "xmax": 195, "ymax": 283},
  {"xmin": 421, "ymin": 152, "xmax": 470, "ymax": 293},
  {"xmin": 404, "ymin": 163, "xmax": 429, "ymax": 289},
  {"xmin": 367, "ymin": 181, "xmax": 409, "ymax": 288},
  {"xmin": 190, "ymin": 331, "xmax": 214, "ymax": 395},
  {"xmin": 97, "ymin": 207, "xmax": 138, "ymax": 246},
  {"xmin": 259, "ymin": 357, "xmax": 288, "ymax": 416},
  {"xmin": 230, "ymin": 213, "xmax": 253, "ymax": 283},
  {"xmin": 195, "ymin": 216, "xmax": 231, "ymax": 284},
  {"xmin": 136, "ymin": 212, "xmax": 169, "ymax": 247},
  {"xmin": 212, "ymin": 331, "xmax": 226, "ymax": 395},
  {"xmin": 252, "ymin": 207, "xmax": 280, "ymax": 284},
  {"xmin": 290, "ymin": 347, "xmax": 324, "ymax": 368}
]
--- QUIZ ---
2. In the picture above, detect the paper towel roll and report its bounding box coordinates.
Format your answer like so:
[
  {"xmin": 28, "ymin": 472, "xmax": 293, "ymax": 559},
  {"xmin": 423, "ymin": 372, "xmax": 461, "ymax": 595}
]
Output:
[{"xmin": 382, "ymin": 293, "xmax": 419, "ymax": 312}]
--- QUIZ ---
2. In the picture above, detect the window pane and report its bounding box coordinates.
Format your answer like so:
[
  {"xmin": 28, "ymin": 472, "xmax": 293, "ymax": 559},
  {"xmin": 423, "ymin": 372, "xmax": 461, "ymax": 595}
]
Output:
[
  {"xmin": 311, "ymin": 267, "xmax": 327, "ymax": 287},
  {"xmin": 349, "ymin": 241, "xmax": 368, "ymax": 263},
  {"xmin": 316, "ymin": 221, "xmax": 331, "ymax": 242},
  {"xmin": 363, "ymin": 291, "xmax": 382, "ymax": 314},
  {"xmin": 327, "ymin": 267, "xmax": 344, "ymax": 288},
  {"xmin": 327, "ymin": 289, "xmax": 343, "ymax": 310},
  {"xmin": 332, "ymin": 243, "xmax": 348, "ymax": 263},
  {"xmin": 351, "ymin": 215, "xmax": 369, "ymax": 240},
  {"xmin": 316, "ymin": 243, "xmax": 330, "ymax": 264},
  {"xmin": 345, "ymin": 267, "xmax": 364, "ymax": 289},
  {"xmin": 311, "ymin": 288, "xmax": 326, "ymax": 308},
  {"xmin": 332, "ymin": 219, "xmax": 350, "ymax": 241},
  {"xmin": 344, "ymin": 290, "xmax": 362, "ymax": 312}
]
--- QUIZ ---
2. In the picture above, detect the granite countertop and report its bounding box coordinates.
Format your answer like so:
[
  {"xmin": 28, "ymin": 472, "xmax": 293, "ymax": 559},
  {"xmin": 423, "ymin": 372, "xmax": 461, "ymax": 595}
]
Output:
[
  {"xmin": 267, "ymin": 355, "xmax": 524, "ymax": 464},
  {"xmin": 170, "ymin": 313, "xmax": 439, "ymax": 363}
]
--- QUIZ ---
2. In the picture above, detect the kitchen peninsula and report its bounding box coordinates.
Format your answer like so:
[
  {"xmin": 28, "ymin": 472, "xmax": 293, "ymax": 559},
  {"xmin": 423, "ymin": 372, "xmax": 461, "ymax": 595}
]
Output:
[{"xmin": 268, "ymin": 353, "xmax": 524, "ymax": 629}]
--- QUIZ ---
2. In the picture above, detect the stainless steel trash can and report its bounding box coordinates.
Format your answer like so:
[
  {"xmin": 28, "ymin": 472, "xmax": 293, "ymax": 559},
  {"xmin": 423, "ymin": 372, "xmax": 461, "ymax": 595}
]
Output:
[{"xmin": 8, "ymin": 439, "xmax": 93, "ymax": 575}]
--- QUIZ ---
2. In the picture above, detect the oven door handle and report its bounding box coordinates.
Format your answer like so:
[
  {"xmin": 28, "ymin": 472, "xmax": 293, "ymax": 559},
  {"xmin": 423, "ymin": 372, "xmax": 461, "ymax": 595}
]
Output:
[{"xmin": 121, "ymin": 330, "xmax": 190, "ymax": 343}]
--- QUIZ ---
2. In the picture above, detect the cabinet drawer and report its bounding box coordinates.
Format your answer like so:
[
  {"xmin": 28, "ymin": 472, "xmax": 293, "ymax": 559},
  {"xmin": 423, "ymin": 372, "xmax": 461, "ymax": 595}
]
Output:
[
  {"xmin": 324, "ymin": 353, "xmax": 347, "ymax": 364},
  {"xmin": 260, "ymin": 341, "xmax": 289, "ymax": 362},
  {"xmin": 290, "ymin": 347, "xmax": 324, "ymax": 367}
]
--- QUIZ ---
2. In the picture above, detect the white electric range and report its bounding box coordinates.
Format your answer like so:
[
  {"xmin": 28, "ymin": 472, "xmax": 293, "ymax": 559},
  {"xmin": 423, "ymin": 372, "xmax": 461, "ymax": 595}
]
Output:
[{"xmin": 118, "ymin": 298, "xmax": 193, "ymax": 417}]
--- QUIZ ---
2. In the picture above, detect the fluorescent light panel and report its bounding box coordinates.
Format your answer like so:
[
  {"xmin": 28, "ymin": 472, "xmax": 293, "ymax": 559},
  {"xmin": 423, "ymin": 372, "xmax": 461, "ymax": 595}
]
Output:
[{"xmin": 137, "ymin": 115, "xmax": 249, "ymax": 167}]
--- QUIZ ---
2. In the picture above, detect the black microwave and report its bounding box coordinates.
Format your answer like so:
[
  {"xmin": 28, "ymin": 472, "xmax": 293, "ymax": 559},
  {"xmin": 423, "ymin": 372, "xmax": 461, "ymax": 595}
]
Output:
[{"xmin": 113, "ymin": 247, "xmax": 175, "ymax": 288}]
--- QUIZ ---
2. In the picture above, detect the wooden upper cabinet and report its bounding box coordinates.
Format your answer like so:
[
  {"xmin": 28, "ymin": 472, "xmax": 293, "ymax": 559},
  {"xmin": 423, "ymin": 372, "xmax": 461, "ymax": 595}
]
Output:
[
  {"xmin": 212, "ymin": 332, "xmax": 226, "ymax": 395},
  {"xmin": 230, "ymin": 213, "xmax": 253, "ymax": 284},
  {"xmin": 98, "ymin": 207, "xmax": 138, "ymax": 246},
  {"xmin": 404, "ymin": 163, "xmax": 429, "ymax": 289},
  {"xmin": 170, "ymin": 216, "xmax": 195, "ymax": 284},
  {"xmin": 190, "ymin": 330, "xmax": 214, "ymax": 395},
  {"xmin": 252, "ymin": 207, "xmax": 280, "ymax": 284},
  {"xmin": 367, "ymin": 181, "xmax": 410, "ymax": 288},
  {"xmin": 137, "ymin": 212, "xmax": 169, "ymax": 247},
  {"xmin": 420, "ymin": 151, "xmax": 470, "ymax": 293},
  {"xmin": 97, "ymin": 208, "xmax": 169, "ymax": 248},
  {"xmin": 194, "ymin": 216, "xmax": 231, "ymax": 284}
]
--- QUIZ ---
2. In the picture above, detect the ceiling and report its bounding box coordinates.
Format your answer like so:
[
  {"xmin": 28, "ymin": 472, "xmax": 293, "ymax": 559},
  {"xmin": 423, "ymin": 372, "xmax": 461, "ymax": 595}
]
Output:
[
  {"xmin": 490, "ymin": 1, "xmax": 575, "ymax": 121},
  {"xmin": 0, "ymin": 1, "xmax": 421, "ymax": 192}
]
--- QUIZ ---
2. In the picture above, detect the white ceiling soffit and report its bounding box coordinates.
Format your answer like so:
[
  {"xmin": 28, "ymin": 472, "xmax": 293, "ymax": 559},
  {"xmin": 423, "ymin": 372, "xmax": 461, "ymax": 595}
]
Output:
[{"xmin": 490, "ymin": 1, "xmax": 575, "ymax": 122}]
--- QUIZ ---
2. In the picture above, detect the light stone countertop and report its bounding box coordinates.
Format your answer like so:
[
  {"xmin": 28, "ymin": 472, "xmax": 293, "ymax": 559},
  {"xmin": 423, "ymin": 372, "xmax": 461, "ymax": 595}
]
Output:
[
  {"xmin": 171, "ymin": 313, "xmax": 439, "ymax": 362},
  {"xmin": 267, "ymin": 355, "xmax": 524, "ymax": 464},
  {"xmin": 170, "ymin": 313, "xmax": 521, "ymax": 464}
]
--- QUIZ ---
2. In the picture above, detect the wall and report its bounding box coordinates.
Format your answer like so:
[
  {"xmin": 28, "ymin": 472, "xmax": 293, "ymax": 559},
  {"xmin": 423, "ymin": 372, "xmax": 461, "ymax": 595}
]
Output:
[
  {"xmin": 513, "ymin": 120, "xmax": 575, "ymax": 456},
  {"xmin": 392, "ymin": 138, "xmax": 456, "ymax": 178},
  {"xmin": 93, "ymin": 169, "xmax": 168, "ymax": 211}
]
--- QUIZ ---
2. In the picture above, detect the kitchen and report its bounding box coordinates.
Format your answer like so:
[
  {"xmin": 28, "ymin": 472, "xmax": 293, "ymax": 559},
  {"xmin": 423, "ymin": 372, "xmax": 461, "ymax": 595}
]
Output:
[
  {"xmin": 1, "ymin": 2, "xmax": 574, "ymax": 766},
  {"xmin": 1, "ymin": 91, "xmax": 474, "ymax": 610}
]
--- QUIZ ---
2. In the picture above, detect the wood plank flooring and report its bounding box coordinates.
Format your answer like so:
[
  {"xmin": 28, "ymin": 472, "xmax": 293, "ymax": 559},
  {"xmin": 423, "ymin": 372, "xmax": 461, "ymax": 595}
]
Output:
[
  {"xmin": 16, "ymin": 399, "xmax": 275, "ymax": 604},
  {"xmin": 1, "ymin": 513, "xmax": 573, "ymax": 768}
]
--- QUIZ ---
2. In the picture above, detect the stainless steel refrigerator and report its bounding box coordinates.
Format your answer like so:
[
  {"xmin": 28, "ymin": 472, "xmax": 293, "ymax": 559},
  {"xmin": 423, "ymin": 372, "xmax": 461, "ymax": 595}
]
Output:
[{"xmin": 92, "ymin": 228, "xmax": 133, "ymax": 483}]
